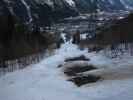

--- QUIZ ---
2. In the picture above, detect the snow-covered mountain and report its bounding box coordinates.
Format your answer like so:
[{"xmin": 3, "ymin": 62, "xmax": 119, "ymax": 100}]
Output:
[{"xmin": 1, "ymin": 0, "xmax": 133, "ymax": 27}]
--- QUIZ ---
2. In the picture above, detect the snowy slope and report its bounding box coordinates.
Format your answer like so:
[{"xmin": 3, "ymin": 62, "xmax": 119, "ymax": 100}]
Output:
[
  {"xmin": 65, "ymin": 0, "xmax": 75, "ymax": 7},
  {"xmin": 0, "ymin": 43, "xmax": 133, "ymax": 100},
  {"xmin": 1, "ymin": 0, "xmax": 133, "ymax": 27}
]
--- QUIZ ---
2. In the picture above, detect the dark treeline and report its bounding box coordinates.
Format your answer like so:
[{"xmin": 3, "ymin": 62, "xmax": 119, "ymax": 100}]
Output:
[
  {"xmin": 0, "ymin": 4, "xmax": 56, "ymax": 68},
  {"xmin": 95, "ymin": 13, "xmax": 133, "ymax": 45}
]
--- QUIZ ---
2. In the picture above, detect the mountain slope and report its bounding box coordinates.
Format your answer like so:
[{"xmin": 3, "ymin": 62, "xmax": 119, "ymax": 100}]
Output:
[
  {"xmin": 2, "ymin": 0, "xmax": 133, "ymax": 27},
  {"xmin": 3, "ymin": 0, "xmax": 78, "ymax": 27}
]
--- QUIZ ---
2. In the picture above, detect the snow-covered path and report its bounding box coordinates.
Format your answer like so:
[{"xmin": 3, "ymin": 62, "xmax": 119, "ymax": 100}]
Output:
[{"xmin": 0, "ymin": 43, "xmax": 133, "ymax": 100}]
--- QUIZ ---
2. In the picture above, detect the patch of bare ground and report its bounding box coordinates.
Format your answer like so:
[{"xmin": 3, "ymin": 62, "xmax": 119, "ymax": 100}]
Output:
[{"xmin": 68, "ymin": 74, "xmax": 101, "ymax": 87}]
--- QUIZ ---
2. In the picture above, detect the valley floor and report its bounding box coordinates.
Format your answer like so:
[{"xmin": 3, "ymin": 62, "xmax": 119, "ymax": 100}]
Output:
[{"xmin": 0, "ymin": 43, "xmax": 133, "ymax": 100}]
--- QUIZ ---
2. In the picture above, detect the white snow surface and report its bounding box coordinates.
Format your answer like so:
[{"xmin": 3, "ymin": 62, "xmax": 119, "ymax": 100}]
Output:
[
  {"xmin": 120, "ymin": 0, "xmax": 133, "ymax": 10},
  {"xmin": 0, "ymin": 43, "xmax": 133, "ymax": 100},
  {"xmin": 65, "ymin": 0, "xmax": 75, "ymax": 7}
]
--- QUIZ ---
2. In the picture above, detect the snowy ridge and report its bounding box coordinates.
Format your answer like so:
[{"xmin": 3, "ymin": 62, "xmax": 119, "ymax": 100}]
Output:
[
  {"xmin": 33, "ymin": 0, "xmax": 133, "ymax": 11},
  {"xmin": 34, "ymin": 0, "xmax": 75, "ymax": 7}
]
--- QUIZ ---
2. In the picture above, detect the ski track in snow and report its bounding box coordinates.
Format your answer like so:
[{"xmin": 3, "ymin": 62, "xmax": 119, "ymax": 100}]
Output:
[{"xmin": 0, "ymin": 43, "xmax": 133, "ymax": 100}]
